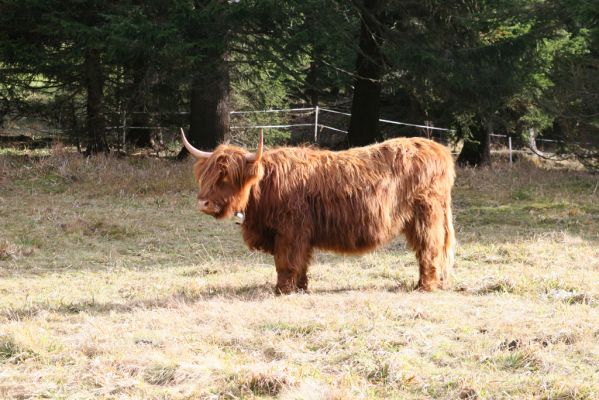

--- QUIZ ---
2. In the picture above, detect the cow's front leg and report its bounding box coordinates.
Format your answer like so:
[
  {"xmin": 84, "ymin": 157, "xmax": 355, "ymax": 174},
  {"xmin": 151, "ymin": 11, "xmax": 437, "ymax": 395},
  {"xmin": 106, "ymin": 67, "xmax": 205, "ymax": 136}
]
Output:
[
  {"xmin": 296, "ymin": 267, "xmax": 309, "ymax": 292},
  {"xmin": 273, "ymin": 235, "xmax": 312, "ymax": 295}
]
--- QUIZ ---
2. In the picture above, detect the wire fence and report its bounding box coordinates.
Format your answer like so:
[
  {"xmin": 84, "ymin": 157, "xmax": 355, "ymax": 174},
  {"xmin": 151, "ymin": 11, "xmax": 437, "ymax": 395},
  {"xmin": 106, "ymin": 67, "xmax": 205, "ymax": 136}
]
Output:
[
  {"xmin": 113, "ymin": 107, "xmax": 505, "ymax": 159},
  {"xmin": 107, "ymin": 106, "xmax": 453, "ymax": 148},
  {"xmin": 4, "ymin": 107, "xmax": 590, "ymax": 164},
  {"xmin": 103, "ymin": 106, "xmax": 576, "ymax": 163}
]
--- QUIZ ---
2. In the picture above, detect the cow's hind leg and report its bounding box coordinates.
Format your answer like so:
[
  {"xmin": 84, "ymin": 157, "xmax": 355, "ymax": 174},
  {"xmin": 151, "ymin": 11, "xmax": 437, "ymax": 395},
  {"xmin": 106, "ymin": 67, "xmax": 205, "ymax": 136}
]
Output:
[
  {"xmin": 273, "ymin": 236, "xmax": 312, "ymax": 295},
  {"xmin": 404, "ymin": 201, "xmax": 446, "ymax": 291}
]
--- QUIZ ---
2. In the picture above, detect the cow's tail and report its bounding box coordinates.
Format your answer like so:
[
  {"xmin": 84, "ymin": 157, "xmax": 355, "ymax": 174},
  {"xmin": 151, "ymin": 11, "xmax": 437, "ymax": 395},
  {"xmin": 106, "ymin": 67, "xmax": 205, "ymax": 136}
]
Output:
[{"xmin": 440, "ymin": 201, "xmax": 456, "ymax": 288}]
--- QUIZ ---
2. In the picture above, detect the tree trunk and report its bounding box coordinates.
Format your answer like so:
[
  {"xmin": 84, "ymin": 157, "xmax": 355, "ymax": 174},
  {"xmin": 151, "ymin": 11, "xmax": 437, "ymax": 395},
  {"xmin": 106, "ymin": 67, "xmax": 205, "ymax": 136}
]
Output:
[
  {"xmin": 457, "ymin": 121, "xmax": 492, "ymax": 167},
  {"xmin": 347, "ymin": 0, "xmax": 384, "ymax": 147},
  {"xmin": 305, "ymin": 60, "xmax": 319, "ymax": 106},
  {"xmin": 178, "ymin": 53, "xmax": 230, "ymax": 159},
  {"xmin": 528, "ymin": 127, "xmax": 542, "ymax": 155},
  {"xmin": 127, "ymin": 62, "xmax": 152, "ymax": 148},
  {"xmin": 128, "ymin": 114, "xmax": 153, "ymax": 148},
  {"xmin": 0, "ymin": 97, "xmax": 8, "ymax": 128},
  {"xmin": 83, "ymin": 49, "xmax": 108, "ymax": 155}
]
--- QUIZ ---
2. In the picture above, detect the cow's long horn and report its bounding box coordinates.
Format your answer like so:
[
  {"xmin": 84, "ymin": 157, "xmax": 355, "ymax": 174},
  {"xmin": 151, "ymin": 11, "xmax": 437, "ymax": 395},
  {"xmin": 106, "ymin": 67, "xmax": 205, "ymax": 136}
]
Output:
[
  {"xmin": 245, "ymin": 129, "xmax": 264, "ymax": 162},
  {"xmin": 180, "ymin": 128, "xmax": 212, "ymax": 159}
]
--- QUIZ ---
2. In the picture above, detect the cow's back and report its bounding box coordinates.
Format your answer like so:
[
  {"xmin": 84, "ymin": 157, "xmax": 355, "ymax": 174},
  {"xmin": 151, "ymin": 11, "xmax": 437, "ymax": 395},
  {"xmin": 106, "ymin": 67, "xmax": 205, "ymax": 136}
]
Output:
[{"xmin": 244, "ymin": 138, "xmax": 454, "ymax": 254}]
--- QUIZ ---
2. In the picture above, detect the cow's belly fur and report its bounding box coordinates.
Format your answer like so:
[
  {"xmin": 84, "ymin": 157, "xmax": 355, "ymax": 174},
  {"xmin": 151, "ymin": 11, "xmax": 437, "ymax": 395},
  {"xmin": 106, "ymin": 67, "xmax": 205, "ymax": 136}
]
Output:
[
  {"xmin": 311, "ymin": 196, "xmax": 408, "ymax": 254},
  {"xmin": 243, "ymin": 179, "xmax": 412, "ymax": 255}
]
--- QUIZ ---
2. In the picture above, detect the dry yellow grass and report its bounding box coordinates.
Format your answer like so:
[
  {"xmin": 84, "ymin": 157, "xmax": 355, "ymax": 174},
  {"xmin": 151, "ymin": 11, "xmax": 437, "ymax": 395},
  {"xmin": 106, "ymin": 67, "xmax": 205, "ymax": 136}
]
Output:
[{"xmin": 0, "ymin": 148, "xmax": 597, "ymax": 399}]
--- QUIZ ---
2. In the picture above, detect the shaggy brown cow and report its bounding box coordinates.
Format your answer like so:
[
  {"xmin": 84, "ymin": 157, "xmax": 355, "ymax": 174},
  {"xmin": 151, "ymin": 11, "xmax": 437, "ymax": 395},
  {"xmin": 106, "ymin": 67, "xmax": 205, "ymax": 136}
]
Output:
[{"xmin": 182, "ymin": 128, "xmax": 455, "ymax": 294}]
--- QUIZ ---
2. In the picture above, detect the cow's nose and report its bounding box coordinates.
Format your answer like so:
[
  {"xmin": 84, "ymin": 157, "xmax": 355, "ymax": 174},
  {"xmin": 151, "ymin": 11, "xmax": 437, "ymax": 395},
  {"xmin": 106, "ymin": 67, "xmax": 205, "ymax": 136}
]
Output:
[{"xmin": 197, "ymin": 199, "xmax": 210, "ymax": 211}]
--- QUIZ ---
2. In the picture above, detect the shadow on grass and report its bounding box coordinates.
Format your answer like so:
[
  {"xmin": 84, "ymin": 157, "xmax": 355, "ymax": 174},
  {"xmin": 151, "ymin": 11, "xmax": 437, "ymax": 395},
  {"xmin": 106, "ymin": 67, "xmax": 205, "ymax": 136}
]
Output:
[
  {"xmin": 1, "ymin": 280, "xmax": 423, "ymax": 321},
  {"xmin": 453, "ymin": 200, "xmax": 599, "ymax": 244},
  {"xmin": 309, "ymin": 280, "xmax": 415, "ymax": 295}
]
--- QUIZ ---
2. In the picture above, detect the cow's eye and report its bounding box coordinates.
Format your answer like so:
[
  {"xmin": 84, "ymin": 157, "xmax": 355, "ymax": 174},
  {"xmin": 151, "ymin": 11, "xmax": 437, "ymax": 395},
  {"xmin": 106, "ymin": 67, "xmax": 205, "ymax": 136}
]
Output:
[{"xmin": 220, "ymin": 175, "xmax": 230, "ymax": 184}]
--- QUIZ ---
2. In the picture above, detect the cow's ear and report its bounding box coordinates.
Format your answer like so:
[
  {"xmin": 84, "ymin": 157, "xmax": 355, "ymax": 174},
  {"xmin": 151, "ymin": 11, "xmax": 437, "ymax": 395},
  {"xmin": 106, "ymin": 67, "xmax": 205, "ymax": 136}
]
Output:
[{"xmin": 194, "ymin": 158, "xmax": 208, "ymax": 169}]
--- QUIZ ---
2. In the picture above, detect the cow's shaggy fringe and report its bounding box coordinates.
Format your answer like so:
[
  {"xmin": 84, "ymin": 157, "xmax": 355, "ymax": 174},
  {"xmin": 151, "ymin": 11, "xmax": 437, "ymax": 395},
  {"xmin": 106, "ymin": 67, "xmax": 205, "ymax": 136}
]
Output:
[{"xmin": 191, "ymin": 137, "xmax": 456, "ymax": 294}]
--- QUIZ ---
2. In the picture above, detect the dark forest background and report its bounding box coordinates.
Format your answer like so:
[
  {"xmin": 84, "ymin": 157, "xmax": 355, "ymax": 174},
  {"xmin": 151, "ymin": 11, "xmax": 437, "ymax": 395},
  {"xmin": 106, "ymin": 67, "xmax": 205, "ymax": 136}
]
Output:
[{"xmin": 0, "ymin": 0, "xmax": 597, "ymax": 168}]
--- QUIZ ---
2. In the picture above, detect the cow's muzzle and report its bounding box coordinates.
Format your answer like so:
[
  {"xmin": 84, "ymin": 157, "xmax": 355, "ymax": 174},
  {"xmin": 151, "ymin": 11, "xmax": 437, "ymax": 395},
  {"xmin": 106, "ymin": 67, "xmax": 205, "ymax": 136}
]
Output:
[{"xmin": 197, "ymin": 198, "xmax": 219, "ymax": 214}]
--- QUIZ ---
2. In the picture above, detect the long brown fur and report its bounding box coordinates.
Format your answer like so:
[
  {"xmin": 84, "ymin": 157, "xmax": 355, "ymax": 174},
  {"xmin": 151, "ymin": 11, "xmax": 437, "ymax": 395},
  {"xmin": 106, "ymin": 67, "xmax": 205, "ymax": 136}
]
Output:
[{"xmin": 191, "ymin": 137, "xmax": 456, "ymax": 294}]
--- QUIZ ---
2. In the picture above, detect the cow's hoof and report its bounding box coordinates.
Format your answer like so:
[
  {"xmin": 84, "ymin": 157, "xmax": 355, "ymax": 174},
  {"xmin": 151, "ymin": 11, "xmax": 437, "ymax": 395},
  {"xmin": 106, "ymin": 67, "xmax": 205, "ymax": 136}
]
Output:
[
  {"xmin": 274, "ymin": 285, "xmax": 294, "ymax": 296},
  {"xmin": 415, "ymin": 282, "xmax": 439, "ymax": 292},
  {"xmin": 296, "ymin": 282, "xmax": 309, "ymax": 293}
]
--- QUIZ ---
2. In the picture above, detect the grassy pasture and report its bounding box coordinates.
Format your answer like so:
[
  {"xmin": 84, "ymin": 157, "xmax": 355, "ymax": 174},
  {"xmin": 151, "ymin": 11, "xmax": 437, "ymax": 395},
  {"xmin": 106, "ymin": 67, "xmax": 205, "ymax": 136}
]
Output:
[{"xmin": 0, "ymin": 148, "xmax": 598, "ymax": 399}]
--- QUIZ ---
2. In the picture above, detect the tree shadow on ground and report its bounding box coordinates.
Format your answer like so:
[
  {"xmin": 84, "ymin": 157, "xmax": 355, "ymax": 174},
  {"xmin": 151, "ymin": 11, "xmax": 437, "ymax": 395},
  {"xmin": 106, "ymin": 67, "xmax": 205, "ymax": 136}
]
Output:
[{"xmin": 0, "ymin": 282, "xmax": 275, "ymax": 321}]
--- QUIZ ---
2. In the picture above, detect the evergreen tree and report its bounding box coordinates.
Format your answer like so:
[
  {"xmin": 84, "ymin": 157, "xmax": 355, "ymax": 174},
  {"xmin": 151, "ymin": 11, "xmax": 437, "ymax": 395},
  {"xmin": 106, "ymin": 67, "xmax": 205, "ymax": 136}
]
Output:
[{"xmin": 0, "ymin": 0, "xmax": 116, "ymax": 153}]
